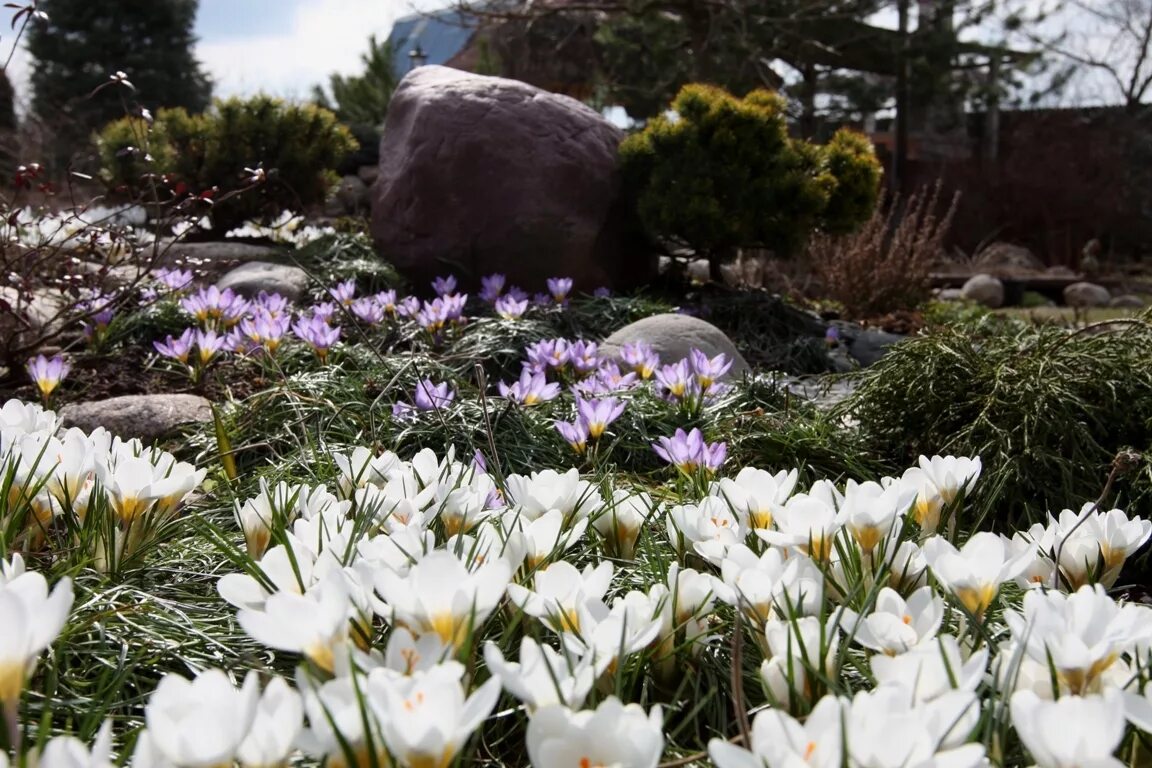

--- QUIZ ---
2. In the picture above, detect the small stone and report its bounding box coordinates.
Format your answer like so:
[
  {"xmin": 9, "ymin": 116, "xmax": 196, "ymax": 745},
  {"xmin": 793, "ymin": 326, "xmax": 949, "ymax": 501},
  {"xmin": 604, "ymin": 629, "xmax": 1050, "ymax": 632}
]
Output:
[
  {"xmin": 960, "ymin": 273, "xmax": 1005, "ymax": 308},
  {"xmin": 1063, "ymin": 281, "xmax": 1111, "ymax": 308},
  {"xmin": 599, "ymin": 313, "xmax": 750, "ymax": 378},
  {"xmin": 155, "ymin": 241, "xmax": 286, "ymax": 270},
  {"xmin": 357, "ymin": 164, "xmax": 380, "ymax": 186},
  {"xmin": 937, "ymin": 288, "xmax": 965, "ymax": 301},
  {"xmin": 217, "ymin": 261, "xmax": 311, "ymax": 302},
  {"xmin": 975, "ymin": 242, "xmax": 1044, "ymax": 273},
  {"xmin": 1109, "ymin": 293, "xmax": 1145, "ymax": 309},
  {"xmin": 60, "ymin": 394, "xmax": 213, "ymax": 443}
]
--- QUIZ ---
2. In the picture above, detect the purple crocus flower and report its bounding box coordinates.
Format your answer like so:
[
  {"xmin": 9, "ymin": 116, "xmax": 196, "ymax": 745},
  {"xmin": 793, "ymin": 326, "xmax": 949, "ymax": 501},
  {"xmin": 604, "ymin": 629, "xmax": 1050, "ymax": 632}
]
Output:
[
  {"xmin": 351, "ymin": 297, "xmax": 385, "ymax": 325},
  {"xmin": 391, "ymin": 402, "xmax": 417, "ymax": 423},
  {"xmin": 652, "ymin": 427, "xmax": 725, "ymax": 475},
  {"xmin": 576, "ymin": 396, "xmax": 625, "ymax": 440},
  {"xmin": 655, "ymin": 359, "xmax": 695, "ymax": 401},
  {"xmin": 397, "ymin": 296, "xmax": 421, "ymax": 317},
  {"xmin": 526, "ymin": 338, "xmax": 572, "ymax": 372},
  {"xmin": 414, "ymin": 379, "xmax": 455, "ymax": 410},
  {"xmin": 311, "ymin": 302, "xmax": 338, "ymax": 322},
  {"xmin": 825, "ymin": 326, "xmax": 841, "ymax": 347},
  {"xmin": 79, "ymin": 294, "xmax": 116, "ymax": 342},
  {"xmin": 593, "ymin": 287, "xmax": 611, "ymax": 298},
  {"xmin": 495, "ymin": 294, "xmax": 528, "ymax": 320},
  {"xmin": 194, "ymin": 329, "xmax": 227, "ymax": 366},
  {"xmin": 568, "ymin": 340, "xmax": 600, "ymax": 376},
  {"xmin": 498, "ymin": 368, "xmax": 561, "ymax": 406},
  {"xmin": 472, "ymin": 449, "xmax": 488, "ymax": 473},
  {"xmin": 432, "ymin": 275, "xmax": 457, "ymax": 296},
  {"xmin": 376, "ymin": 290, "xmax": 398, "ymax": 316},
  {"xmin": 180, "ymin": 286, "xmax": 249, "ymax": 328},
  {"xmin": 689, "ymin": 349, "xmax": 733, "ymax": 391},
  {"xmin": 547, "ymin": 277, "xmax": 573, "ymax": 303},
  {"xmin": 26, "ymin": 354, "xmax": 70, "ymax": 399},
  {"xmin": 154, "ymin": 328, "xmax": 196, "ymax": 364},
  {"xmin": 479, "ymin": 274, "xmax": 506, "ymax": 303},
  {"xmin": 239, "ymin": 310, "xmax": 290, "ymax": 354},
  {"xmin": 620, "ymin": 341, "xmax": 660, "ymax": 379},
  {"xmin": 153, "ymin": 268, "xmax": 194, "ymax": 293},
  {"xmin": 292, "ymin": 315, "xmax": 341, "ymax": 362},
  {"xmin": 505, "ymin": 286, "xmax": 529, "ymax": 303},
  {"xmin": 255, "ymin": 291, "xmax": 290, "ymax": 317},
  {"xmin": 554, "ymin": 419, "xmax": 589, "ymax": 455},
  {"xmin": 594, "ymin": 362, "xmax": 639, "ymax": 392},
  {"xmin": 329, "ymin": 278, "xmax": 357, "ymax": 306}
]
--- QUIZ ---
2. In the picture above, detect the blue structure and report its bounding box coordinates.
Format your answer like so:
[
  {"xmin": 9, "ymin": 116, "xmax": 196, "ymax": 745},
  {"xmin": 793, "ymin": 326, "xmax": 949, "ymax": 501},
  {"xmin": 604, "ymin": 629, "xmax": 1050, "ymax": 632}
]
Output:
[{"xmin": 387, "ymin": 9, "xmax": 478, "ymax": 74}]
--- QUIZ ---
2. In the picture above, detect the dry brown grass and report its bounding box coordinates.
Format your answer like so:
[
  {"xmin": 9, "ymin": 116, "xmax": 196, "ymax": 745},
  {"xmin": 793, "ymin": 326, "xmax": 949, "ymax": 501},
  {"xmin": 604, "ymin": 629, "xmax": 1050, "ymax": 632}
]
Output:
[{"xmin": 811, "ymin": 182, "xmax": 959, "ymax": 320}]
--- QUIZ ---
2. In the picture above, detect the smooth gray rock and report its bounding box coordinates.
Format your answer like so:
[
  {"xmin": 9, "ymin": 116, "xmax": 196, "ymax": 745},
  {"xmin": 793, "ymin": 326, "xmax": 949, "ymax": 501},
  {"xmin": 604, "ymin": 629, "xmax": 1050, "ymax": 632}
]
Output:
[
  {"xmin": 848, "ymin": 328, "xmax": 907, "ymax": 367},
  {"xmin": 961, "ymin": 273, "xmax": 1005, "ymax": 308},
  {"xmin": 1109, "ymin": 293, "xmax": 1146, "ymax": 308},
  {"xmin": 60, "ymin": 394, "xmax": 213, "ymax": 443},
  {"xmin": 1064, "ymin": 281, "xmax": 1111, "ymax": 308},
  {"xmin": 599, "ymin": 313, "xmax": 750, "ymax": 377},
  {"xmin": 975, "ymin": 242, "xmax": 1044, "ymax": 272},
  {"xmin": 155, "ymin": 241, "xmax": 286, "ymax": 269},
  {"xmin": 370, "ymin": 66, "xmax": 652, "ymax": 293},
  {"xmin": 217, "ymin": 261, "xmax": 311, "ymax": 301}
]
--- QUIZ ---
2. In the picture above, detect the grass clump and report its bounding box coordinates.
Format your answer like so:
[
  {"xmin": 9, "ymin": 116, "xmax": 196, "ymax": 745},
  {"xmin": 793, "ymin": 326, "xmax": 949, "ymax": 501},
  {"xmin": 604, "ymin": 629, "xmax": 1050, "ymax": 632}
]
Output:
[{"xmin": 836, "ymin": 313, "xmax": 1152, "ymax": 532}]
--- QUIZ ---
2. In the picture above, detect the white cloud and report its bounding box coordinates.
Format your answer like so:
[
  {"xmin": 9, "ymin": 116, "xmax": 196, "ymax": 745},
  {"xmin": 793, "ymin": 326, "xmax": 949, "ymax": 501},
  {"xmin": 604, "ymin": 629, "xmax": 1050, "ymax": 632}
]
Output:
[{"xmin": 198, "ymin": 0, "xmax": 443, "ymax": 99}]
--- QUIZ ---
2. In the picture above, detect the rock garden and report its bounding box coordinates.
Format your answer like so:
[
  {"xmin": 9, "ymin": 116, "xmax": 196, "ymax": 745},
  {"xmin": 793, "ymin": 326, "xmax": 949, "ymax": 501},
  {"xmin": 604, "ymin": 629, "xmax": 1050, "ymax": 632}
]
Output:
[{"xmin": 3, "ymin": 55, "xmax": 1152, "ymax": 768}]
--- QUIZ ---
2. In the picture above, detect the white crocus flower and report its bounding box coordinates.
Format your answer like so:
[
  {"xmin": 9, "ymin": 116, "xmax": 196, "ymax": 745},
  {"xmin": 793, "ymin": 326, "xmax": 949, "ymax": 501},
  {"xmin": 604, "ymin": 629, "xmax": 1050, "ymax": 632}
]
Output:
[
  {"xmin": 526, "ymin": 697, "xmax": 664, "ymax": 768},
  {"xmin": 483, "ymin": 637, "xmax": 599, "ymax": 710},
  {"xmin": 144, "ymin": 669, "xmax": 260, "ymax": 768},
  {"xmin": 840, "ymin": 479, "xmax": 914, "ymax": 554},
  {"xmin": 370, "ymin": 662, "xmax": 500, "ymax": 768},
  {"xmin": 592, "ymin": 489, "xmax": 655, "ymax": 559},
  {"xmin": 382, "ymin": 627, "xmax": 450, "ymax": 676},
  {"xmin": 0, "ymin": 398, "xmax": 58, "ymax": 434},
  {"xmin": 375, "ymin": 549, "xmax": 511, "ymax": 650},
  {"xmin": 36, "ymin": 719, "xmax": 115, "ymax": 768},
  {"xmin": 234, "ymin": 479, "xmax": 291, "ymax": 560},
  {"xmin": 710, "ymin": 466, "xmax": 799, "ymax": 531},
  {"xmin": 667, "ymin": 496, "xmax": 743, "ymax": 564},
  {"xmin": 296, "ymin": 673, "xmax": 385, "ymax": 768},
  {"xmin": 1004, "ymin": 583, "xmax": 1152, "ymax": 695},
  {"xmin": 871, "ymin": 634, "xmax": 988, "ymax": 703},
  {"xmin": 217, "ymin": 534, "xmax": 319, "ymax": 611},
  {"xmin": 504, "ymin": 467, "xmax": 600, "ymax": 523},
  {"xmin": 840, "ymin": 586, "xmax": 944, "ymax": 655},
  {"xmin": 849, "ymin": 686, "xmax": 985, "ymax": 766},
  {"xmin": 922, "ymin": 532, "xmax": 1032, "ymax": 617},
  {"xmin": 236, "ymin": 676, "xmax": 302, "ymax": 768},
  {"xmin": 501, "ymin": 508, "xmax": 587, "ymax": 570},
  {"xmin": 757, "ymin": 493, "xmax": 844, "ymax": 561},
  {"xmin": 507, "ymin": 560, "xmax": 613, "ymax": 634},
  {"xmin": 709, "ymin": 692, "xmax": 843, "ymax": 768},
  {"xmin": 0, "ymin": 568, "xmax": 74, "ymax": 706},
  {"xmin": 1011, "ymin": 689, "xmax": 1125, "ymax": 768},
  {"xmin": 331, "ymin": 446, "xmax": 402, "ymax": 497},
  {"xmin": 910, "ymin": 455, "xmax": 982, "ymax": 506},
  {"xmin": 237, "ymin": 576, "xmax": 352, "ymax": 672},
  {"xmin": 94, "ymin": 455, "xmax": 163, "ymax": 524},
  {"xmin": 561, "ymin": 592, "xmax": 664, "ymax": 669}
]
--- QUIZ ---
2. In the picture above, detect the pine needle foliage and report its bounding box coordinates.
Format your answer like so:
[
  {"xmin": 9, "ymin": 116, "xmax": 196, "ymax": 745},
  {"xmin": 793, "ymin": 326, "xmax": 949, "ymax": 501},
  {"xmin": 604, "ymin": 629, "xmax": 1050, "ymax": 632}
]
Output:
[{"xmin": 835, "ymin": 314, "xmax": 1152, "ymax": 532}]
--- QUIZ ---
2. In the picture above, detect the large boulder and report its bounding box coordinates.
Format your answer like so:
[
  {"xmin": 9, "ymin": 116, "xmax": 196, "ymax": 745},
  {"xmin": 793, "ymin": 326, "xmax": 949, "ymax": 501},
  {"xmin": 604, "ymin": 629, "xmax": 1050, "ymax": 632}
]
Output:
[
  {"xmin": 60, "ymin": 394, "xmax": 212, "ymax": 443},
  {"xmin": 1064, "ymin": 281, "xmax": 1111, "ymax": 308},
  {"xmin": 370, "ymin": 66, "xmax": 651, "ymax": 294},
  {"xmin": 961, "ymin": 273, "xmax": 1005, "ymax": 308},
  {"xmin": 599, "ymin": 313, "xmax": 749, "ymax": 378}
]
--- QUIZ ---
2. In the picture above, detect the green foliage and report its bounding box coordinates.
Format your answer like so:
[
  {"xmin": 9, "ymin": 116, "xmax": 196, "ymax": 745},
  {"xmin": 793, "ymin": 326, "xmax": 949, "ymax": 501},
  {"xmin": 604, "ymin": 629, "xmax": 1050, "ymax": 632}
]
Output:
[
  {"xmin": 620, "ymin": 84, "xmax": 882, "ymax": 263},
  {"xmin": 27, "ymin": 0, "xmax": 212, "ymax": 171},
  {"xmin": 96, "ymin": 96, "xmax": 356, "ymax": 233},
  {"xmin": 836, "ymin": 315, "xmax": 1152, "ymax": 532},
  {"xmin": 312, "ymin": 35, "xmax": 398, "ymax": 133}
]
